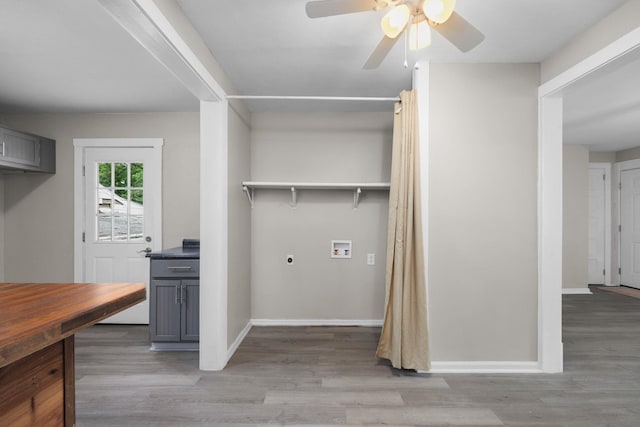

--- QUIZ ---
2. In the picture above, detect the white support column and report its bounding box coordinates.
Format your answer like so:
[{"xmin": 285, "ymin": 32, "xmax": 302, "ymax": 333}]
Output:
[
  {"xmin": 538, "ymin": 95, "xmax": 564, "ymax": 373},
  {"xmin": 200, "ymin": 100, "xmax": 229, "ymax": 370}
]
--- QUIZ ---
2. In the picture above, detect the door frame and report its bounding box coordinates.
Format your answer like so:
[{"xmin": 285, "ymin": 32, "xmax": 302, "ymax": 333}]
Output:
[
  {"xmin": 588, "ymin": 162, "xmax": 612, "ymax": 285},
  {"xmin": 614, "ymin": 158, "xmax": 640, "ymax": 286},
  {"xmin": 539, "ymin": 28, "xmax": 640, "ymax": 372},
  {"xmin": 73, "ymin": 138, "xmax": 163, "ymax": 282}
]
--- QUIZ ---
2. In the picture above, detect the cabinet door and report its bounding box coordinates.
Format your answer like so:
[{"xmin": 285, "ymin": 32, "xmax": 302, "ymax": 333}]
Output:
[
  {"xmin": 180, "ymin": 280, "xmax": 199, "ymax": 341},
  {"xmin": 1, "ymin": 129, "xmax": 40, "ymax": 166},
  {"xmin": 150, "ymin": 280, "xmax": 181, "ymax": 342}
]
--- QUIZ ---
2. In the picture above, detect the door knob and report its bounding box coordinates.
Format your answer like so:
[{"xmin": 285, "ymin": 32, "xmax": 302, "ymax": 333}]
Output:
[{"xmin": 137, "ymin": 247, "xmax": 152, "ymax": 254}]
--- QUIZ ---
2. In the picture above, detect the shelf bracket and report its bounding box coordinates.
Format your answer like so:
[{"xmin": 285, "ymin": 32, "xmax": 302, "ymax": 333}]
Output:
[
  {"xmin": 290, "ymin": 186, "xmax": 297, "ymax": 208},
  {"xmin": 242, "ymin": 185, "xmax": 254, "ymax": 208},
  {"xmin": 353, "ymin": 187, "xmax": 362, "ymax": 209}
]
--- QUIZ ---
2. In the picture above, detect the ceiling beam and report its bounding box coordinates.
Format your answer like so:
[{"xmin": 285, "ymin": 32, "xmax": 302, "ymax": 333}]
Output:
[{"xmin": 97, "ymin": 0, "xmax": 226, "ymax": 102}]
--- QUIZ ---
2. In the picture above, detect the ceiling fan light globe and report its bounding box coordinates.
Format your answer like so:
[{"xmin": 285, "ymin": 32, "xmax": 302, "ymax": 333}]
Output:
[
  {"xmin": 409, "ymin": 20, "xmax": 431, "ymax": 50},
  {"xmin": 381, "ymin": 4, "xmax": 411, "ymax": 38},
  {"xmin": 422, "ymin": 0, "xmax": 456, "ymax": 24}
]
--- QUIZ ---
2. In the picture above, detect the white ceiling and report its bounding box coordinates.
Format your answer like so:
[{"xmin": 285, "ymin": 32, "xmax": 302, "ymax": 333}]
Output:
[
  {"xmin": 0, "ymin": 0, "xmax": 197, "ymax": 113},
  {"xmin": 0, "ymin": 0, "xmax": 637, "ymax": 151},
  {"xmin": 177, "ymin": 0, "xmax": 628, "ymax": 112}
]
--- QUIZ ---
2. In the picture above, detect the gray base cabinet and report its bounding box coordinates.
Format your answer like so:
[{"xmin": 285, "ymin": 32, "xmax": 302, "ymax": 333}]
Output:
[{"xmin": 149, "ymin": 259, "xmax": 199, "ymax": 347}]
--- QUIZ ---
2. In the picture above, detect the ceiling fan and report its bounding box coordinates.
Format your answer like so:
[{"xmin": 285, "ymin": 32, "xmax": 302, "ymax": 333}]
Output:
[{"xmin": 305, "ymin": 0, "xmax": 484, "ymax": 69}]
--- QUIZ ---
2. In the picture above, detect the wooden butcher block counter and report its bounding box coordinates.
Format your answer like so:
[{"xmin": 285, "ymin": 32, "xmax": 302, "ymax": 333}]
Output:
[{"xmin": 0, "ymin": 282, "xmax": 145, "ymax": 426}]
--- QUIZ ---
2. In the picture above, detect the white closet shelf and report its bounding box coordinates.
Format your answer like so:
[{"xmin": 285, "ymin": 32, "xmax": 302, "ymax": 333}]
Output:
[{"xmin": 241, "ymin": 181, "xmax": 390, "ymax": 209}]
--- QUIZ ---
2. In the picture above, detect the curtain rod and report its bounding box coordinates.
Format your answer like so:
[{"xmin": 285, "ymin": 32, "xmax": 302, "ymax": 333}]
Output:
[{"xmin": 226, "ymin": 95, "xmax": 400, "ymax": 102}]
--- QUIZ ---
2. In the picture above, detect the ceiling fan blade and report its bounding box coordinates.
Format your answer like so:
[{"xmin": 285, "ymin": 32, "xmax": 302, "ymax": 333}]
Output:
[
  {"xmin": 430, "ymin": 11, "xmax": 485, "ymax": 52},
  {"xmin": 363, "ymin": 35, "xmax": 400, "ymax": 70},
  {"xmin": 306, "ymin": 0, "xmax": 379, "ymax": 18}
]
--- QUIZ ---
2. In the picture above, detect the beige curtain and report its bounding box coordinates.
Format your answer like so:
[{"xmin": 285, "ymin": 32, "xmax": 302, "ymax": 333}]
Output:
[{"xmin": 376, "ymin": 89, "xmax": 430, "ymax": 371}]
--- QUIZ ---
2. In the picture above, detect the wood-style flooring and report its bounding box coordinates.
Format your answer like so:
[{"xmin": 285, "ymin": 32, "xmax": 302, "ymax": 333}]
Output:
[{"xmin": 75, "ymin": 286, "xmax": 640, "ymax": 426}]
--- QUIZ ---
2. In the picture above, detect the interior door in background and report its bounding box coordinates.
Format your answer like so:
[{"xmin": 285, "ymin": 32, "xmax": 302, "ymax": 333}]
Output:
[
  {"xmin": 620, "ymin": 168, "xmax": 640, "ymax": 289},
  {"xmin": 588, "ymin": 167, "xmax": 606, "ymax": 284},
  {"xmin": 83, "ymin": 147, "xmax": 160, "ymax": 323}
]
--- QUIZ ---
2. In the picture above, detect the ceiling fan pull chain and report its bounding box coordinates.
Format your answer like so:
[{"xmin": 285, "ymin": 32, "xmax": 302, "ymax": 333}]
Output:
[
  {"xmin": 403, "ymin": 34, "xmax": 408, "ymax": 68},
  {"xmin": 403, "ymin": 15, "xmax": 412, "ymax": 69}
]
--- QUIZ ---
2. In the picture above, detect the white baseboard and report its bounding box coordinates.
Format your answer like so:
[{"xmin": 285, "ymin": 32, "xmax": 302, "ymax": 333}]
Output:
[
  {"xmin": 562, "ymin": 288, "xmax": 592, "ymax": 295},
  {"xmin": 251, "ymin": 318, "xmax": 384, "ymax": 327},
  {"xmin": 225, "ymin": 322, "xmax": 545, "ymax": 374},
  {"xmin": 226, "ymin": 320, "xmax": 252, "ymax": 363},
  {"xmin": 425, "ymin": 361, "xmax": 542, "ymax": 374}
]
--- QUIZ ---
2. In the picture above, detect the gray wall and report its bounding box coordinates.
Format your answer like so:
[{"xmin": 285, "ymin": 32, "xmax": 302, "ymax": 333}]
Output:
[
  {"xmin": 616, "ymin": 145, "xmax": 640, "ymax": 162},
  {"xmin": 1, "ymin": 112, "xmax": 199, "ymax": 282},
  {"xmin": 428, "ymin": 63, "xmax": 539, "ymax": 361},
  {"xmin": 250, "ymin": 112, "xmax": 392, "ymax": 321},
  {"xmin": 227, "ymin": 107, "xmax": 252, "ymax": 345},
  {"xmin": 589, "ymin": 151, "xmax": 616, "ymax": 163},
  {"xmin": 541, "ymin": 0, "xmax": 640, "ymax": 82},
  {"xmin": 563, "ymin": 145, "xmax": 589, "ymax": 289}
]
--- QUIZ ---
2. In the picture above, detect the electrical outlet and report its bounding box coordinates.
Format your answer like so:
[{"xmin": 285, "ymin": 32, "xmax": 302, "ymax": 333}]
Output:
[
  {"xmin": 367, "ymin": 253, "xmax": 375, "ymax": 265},
  {"xmin": 286, "ymin": 255, "xmax": 294, "ymax": 265}
]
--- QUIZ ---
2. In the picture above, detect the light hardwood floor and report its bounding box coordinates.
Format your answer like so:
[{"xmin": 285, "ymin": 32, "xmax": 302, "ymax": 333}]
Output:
[{"xmin": 75, "ymin": 286, "xmax": 640, "ymax": 426}]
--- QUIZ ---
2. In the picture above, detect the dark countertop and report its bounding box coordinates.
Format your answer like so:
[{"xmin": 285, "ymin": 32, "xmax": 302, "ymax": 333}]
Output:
[{"xmin": 147, "ymin": 246, "xmax": 200, "ymax": 259}]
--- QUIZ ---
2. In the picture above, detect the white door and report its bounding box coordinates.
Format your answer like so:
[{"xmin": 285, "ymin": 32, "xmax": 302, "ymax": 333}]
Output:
[
  {"xmin": 82, "ymin": 146, "xmax": 161, "ymax": 323},
  {"xmin": 620, "ymin": 168, "xmax": 640, "ymax": 289},
  {"xmin": 588, "ymin": 168, "xmax": 606, "ymax": 284}
]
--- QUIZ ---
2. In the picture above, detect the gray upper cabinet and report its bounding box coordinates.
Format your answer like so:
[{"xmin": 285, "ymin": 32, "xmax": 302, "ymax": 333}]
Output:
[{"xmin": 0, "ymin": 126, "xmax": 56, "ymax": 173}]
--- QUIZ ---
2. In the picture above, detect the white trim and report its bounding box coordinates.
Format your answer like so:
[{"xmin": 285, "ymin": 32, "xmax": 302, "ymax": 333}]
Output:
[
  {"xmin": 615, "ymin": 159, "xmax": 640, "ymax": 171},
  {"xmin": 538, "ymin": 25, "xmax": 640, "ymax": 374},
  {"xmin": 72, "ymin": 138, "xmax": 163, "ymax": 283},
  {"xmin": 589, "ymin": 162, "xmax": 612, "ymax": 285},
  {"xmin": 426, "ymin": 361, "xmax": 542, "ymax": 374},
  {"xmin": 538, "ymin": 95, "xmax": 564, "ymax": 373},
  {"xmin": 73, "ymin": 138, "xmax": 163, "ymax": 149},
  {"xmin": 134, "ymin": 0, "xmax": 226, "ymax": 100},
  {"xmin": 539, "ymin": 27, "xmax": 640, "ymax": 97},
  {"xmin": 226, "ymin": 95, "xmax": 400, "ymax": 102},
  {"xmin": 227, "ymin": 321, "xmax": 252, "ymax": 363},
  {"xmin": 251, "ymin": 319, "xmax": 384, "ymax": 327},
  {"xmin": 614, "ymin": 159, "xmax": 640, "ymax": 287},
  {"xmin": 199, "ymin": 100, "xmax": 229, "ymax": 371},
  {"xmin": 562, "ymin": 288, "xmax": 593, "ymax": 295}
]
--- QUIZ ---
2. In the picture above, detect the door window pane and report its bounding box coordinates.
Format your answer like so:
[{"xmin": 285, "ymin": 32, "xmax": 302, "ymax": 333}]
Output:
[
  {"xmin": 113, "ymin": 215, "xmax": 128, "ymax": 240},
  {"xmin": 98, "ymin": 163, "xmax": 112, "ymax": 187},
  {"xmin": 98, "ymin": 216, "xmax": 112, "ymax": 241},
  {"xmin": 131, "ymin": 163, "xmax": 143, "ymax": 187},
  {"xmin": 115, "ymin": 163, "xmax": 128, "ymax": 187},
  {"xmin": 131, "ymin": 189, "xmax": 143, "ymax": 206}
]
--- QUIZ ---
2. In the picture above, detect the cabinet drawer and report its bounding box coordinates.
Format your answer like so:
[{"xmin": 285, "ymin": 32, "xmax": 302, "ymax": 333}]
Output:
[{"xmin": 151, "ymin": 259, "xmax": 199, "ymax": 278}]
